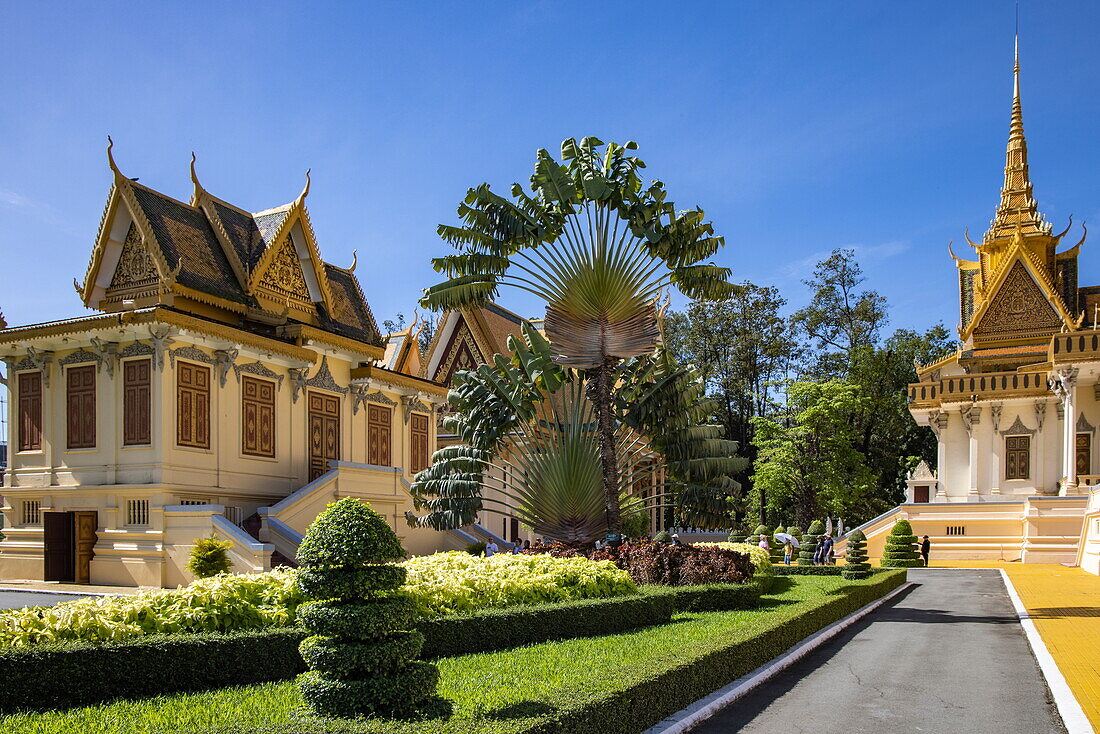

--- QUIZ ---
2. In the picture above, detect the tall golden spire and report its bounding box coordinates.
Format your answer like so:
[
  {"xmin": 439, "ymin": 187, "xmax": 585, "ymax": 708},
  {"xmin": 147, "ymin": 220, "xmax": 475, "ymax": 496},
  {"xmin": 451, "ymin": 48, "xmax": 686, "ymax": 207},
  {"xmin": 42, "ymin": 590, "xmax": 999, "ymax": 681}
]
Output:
[{"xmin": 988, "ymin": 31, "xmax": 1049, "ymax": 239}]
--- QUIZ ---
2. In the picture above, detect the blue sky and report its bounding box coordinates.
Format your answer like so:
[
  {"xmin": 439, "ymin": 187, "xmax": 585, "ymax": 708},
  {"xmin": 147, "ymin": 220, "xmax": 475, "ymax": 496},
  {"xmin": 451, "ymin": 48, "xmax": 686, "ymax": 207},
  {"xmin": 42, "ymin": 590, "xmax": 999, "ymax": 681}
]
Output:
[{"xmin": 4, "ymin": 1, "xmax": 1100, "ymax": 338}]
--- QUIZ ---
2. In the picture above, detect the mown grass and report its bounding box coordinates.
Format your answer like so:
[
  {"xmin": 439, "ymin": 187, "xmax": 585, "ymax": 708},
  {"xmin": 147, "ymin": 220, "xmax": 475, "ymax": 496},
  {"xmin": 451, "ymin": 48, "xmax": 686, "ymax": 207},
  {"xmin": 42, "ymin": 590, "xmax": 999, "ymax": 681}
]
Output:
[{"xmin": 2, "ymin": 573, "xmax": 901, "ymax": 734}]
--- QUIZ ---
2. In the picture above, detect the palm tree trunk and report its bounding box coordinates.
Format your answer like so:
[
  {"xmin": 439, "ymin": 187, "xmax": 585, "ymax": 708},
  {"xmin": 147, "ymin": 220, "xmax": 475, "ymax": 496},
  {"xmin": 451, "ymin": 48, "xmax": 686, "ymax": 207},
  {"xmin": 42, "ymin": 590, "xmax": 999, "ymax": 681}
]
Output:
[{"xmin": 586, "ymin": 357, "xmax": 622, "ymax": 533}]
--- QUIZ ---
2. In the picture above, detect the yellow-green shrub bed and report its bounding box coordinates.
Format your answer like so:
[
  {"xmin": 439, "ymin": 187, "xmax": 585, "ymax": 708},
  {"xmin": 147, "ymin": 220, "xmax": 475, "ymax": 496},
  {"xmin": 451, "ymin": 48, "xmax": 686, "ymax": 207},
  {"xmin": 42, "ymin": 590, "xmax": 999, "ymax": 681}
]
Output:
[
  {"xmin": 0, "ymin": 569, "xmax": 301, "ymax": 646},
  {"xmin": 0, "ymin": 553, "xmax": 637, "ymax": 646},
  {"xmin": 401, "ymin": 551, "xmax": 637, "ymax": 616}
]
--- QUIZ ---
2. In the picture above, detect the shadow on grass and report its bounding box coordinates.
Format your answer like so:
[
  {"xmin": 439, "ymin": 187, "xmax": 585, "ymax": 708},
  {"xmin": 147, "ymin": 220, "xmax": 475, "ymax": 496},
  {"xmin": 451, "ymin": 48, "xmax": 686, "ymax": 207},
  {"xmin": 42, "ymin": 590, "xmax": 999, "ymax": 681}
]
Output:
[
  {"xmin": 761, "ymin": 577, "xmax": 796, "ymax": 595},
  {"xmin": 484, "ymin": 700, "xmax": 556, "ymax": 720}
]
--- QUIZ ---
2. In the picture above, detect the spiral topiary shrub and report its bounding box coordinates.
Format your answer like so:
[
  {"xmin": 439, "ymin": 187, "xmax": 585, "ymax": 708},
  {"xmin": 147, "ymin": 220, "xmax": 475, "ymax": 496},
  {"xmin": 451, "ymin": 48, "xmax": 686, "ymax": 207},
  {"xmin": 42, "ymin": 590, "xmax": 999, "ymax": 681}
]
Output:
[
  {"xmin": 841, "ymin": 529, "xmax": 872, "ymax": 579},
  {"xmin": 296, "ymin": 498, "xmax": 442, "ymax": 719},
  {"xmin": 881, "ymin": 519, "xmax": 921, "ymax": 568},
  {"xmin": 798, "ymin": 520, "xmax": 824, "ymax": 565}
]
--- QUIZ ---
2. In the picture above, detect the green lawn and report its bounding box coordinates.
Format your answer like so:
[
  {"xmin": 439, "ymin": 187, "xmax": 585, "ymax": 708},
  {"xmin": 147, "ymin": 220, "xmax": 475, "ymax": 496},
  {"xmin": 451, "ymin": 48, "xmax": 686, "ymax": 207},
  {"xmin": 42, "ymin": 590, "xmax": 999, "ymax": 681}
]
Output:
[{"xmin": 2, "ymin": 572, "xmax": 905, "ymax": 734}]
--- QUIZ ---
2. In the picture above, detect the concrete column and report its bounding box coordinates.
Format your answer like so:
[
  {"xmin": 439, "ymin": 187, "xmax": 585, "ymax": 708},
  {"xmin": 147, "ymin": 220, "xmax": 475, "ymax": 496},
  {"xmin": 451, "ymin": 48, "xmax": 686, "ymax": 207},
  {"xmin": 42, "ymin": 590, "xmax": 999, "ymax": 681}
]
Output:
[
  {"xmin": 1053, "ymin": 367, "xmax": 1079, "ymax": 493},
  {"xmin": 963, "ymin": 404, "xmax": 982, "ymax": 499},
  {"xmin": 1034, "ymin": 400, "xmax": 1048, "ymax": 495},
  {"xmin": 989, "ymin": 404, "xmax": 1002, "ymax": 495}
]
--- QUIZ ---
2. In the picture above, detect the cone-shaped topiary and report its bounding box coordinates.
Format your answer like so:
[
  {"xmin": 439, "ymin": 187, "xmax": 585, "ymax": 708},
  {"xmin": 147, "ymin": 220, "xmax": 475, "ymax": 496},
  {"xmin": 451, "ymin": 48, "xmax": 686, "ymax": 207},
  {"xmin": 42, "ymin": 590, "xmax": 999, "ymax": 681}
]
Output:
[
  {"xmin": 296, "ymin": 498, "xmax": 442, "ymax": 719},
  {"xmin": 881, "ymin": 518, "xmax": 922, "ymax": 568},
  {"xmin": 842, "ymin": 529, "xmax": 872, "ymax": 579},
  {"xmin": 798, "ymin": 520, "xmax": 824, "ymax": 565},
  {"xmin": 727, "ymin": 528, "xmax": 746, "ymax": 543},
  {"xmin": 770, "ymin": 526, "xmax": 786, "ymax": 562}
]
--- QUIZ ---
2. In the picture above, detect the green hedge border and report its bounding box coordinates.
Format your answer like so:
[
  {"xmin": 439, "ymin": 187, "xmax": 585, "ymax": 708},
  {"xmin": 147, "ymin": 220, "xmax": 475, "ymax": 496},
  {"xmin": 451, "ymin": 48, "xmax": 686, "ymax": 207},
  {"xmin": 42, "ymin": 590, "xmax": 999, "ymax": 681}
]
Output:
[
  {"xmin": 646, "ymin": 578, "xmax": 768, "ymax": 612},
  {"xmin": 418, "ymin": 592, "xmax": 675, "ymax": 658},
  {"xmin": 0, "ymin": 628, "xmax": 305, "ymax": 713},
  {"xmin": 773, "ymin": 565, "xmax": 843, "ymax": 576}
]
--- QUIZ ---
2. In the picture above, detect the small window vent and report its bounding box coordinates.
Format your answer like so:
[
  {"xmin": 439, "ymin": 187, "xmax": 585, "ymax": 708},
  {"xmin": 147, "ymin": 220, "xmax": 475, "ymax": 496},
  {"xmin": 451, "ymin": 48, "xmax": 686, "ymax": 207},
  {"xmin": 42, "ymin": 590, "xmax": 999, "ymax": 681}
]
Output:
[
  {"xmin": 946, "ymin": 525, "xmax": 966, "ymax": 536},
  {"xmin": 127, "ymin": 499, "xmax": 150, "ymax": 526}
]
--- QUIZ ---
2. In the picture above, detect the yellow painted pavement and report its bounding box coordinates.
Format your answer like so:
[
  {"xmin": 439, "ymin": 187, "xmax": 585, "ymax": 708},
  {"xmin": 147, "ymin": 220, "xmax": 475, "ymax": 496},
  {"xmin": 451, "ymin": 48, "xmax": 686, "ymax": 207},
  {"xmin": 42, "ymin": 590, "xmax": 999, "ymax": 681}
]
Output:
[{"xmin": 1000, "ymin": 564, "xmax": 1100, "ymax": 731}]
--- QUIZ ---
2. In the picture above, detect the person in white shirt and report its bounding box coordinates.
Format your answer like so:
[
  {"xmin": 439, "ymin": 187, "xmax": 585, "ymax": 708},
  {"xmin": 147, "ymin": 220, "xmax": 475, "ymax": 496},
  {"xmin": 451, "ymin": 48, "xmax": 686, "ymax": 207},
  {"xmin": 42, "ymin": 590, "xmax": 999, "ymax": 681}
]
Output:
[{"xmin": 484, "ymin": 540, "xmax": 499, "ymax": 557}]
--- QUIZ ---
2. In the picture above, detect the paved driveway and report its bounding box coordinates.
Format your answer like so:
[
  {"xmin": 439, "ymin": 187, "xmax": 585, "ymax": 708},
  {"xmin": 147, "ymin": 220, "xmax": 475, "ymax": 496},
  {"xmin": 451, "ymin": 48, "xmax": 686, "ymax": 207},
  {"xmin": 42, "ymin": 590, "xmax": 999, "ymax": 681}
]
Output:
[
  {"xmin": 0, "ymin": 590, "xmax": 90, "ymax": 609},
  {"xmin": 694, "ymin": 569, "xmax": 1066, "ymax": 733}
]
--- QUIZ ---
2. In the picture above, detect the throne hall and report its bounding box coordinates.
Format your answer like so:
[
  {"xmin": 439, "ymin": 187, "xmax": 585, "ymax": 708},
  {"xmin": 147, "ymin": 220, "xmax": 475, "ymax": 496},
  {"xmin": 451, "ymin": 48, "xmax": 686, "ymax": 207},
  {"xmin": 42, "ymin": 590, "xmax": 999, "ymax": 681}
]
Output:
[{"xmin": 841, "ymin": 42, "xmax": 1100, "ymax": 570}]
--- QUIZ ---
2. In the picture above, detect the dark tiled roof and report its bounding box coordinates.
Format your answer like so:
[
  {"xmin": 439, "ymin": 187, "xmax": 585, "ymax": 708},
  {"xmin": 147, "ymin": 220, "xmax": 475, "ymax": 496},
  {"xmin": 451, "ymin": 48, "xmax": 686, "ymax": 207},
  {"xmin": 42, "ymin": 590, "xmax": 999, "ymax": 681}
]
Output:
[
  {"xmin": 130, "ymin": 186, "xmax": 249, "ymax": 303},
  {"xmin": 253, "ymin": 207, "xmax": 292, "ymax": 258},
  {"xmin": 321, "ymin": 264, "xmax": 383, "ymax": 346},
  {"xmin": 212, "ymin": 201, "xmax": 263, "ymax": 272}
]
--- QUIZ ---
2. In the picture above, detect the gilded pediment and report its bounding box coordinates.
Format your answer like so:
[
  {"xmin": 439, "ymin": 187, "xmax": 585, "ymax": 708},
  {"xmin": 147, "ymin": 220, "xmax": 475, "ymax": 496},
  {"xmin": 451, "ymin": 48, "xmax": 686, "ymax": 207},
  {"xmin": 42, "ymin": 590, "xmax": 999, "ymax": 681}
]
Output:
[
  {"xmin": 972, "ymin": 260, "xmax": 1062, "ymax": 342},
  {"xmin": 257, "ymin": 235, "xmax": 312, "ymax": 306},
  {"xmin": 106, "ymin": 223, "xmax": 160, "ymax": 297}
]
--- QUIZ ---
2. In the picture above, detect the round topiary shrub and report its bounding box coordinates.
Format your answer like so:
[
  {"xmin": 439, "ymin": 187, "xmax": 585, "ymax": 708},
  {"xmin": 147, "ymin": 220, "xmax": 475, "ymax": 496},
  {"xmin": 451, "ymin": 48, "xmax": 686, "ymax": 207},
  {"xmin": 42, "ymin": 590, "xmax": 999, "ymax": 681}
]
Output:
[
  {"xmin": 841, "ymin": 529, "xmax": 872, "ymax": 579},
  {"xmin": 296, "ymin": 498, "xmax": 442, "ymax": 719},
  {"xmin": 881, "ymin": 519, "xmax": 921, "ymax": 568},
  {"xmin": 798, "ymin": 520, "xmax": 824, "ymax": 565},
  {"xmin": 752, "ymin": 524, "xmax": 768, "ymax": 537}
]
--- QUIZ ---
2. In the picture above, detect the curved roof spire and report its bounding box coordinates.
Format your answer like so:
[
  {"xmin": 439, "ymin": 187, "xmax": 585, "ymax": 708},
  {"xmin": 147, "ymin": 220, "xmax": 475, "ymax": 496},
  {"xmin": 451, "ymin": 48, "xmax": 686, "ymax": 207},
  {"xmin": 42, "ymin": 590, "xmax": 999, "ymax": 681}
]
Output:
[
  {"xmin": 189, "ymin": 152, "xmax": 207, "ymax": 204},
  {"xmin": 989, "ymin": 24, "xmax": 1048, "ymax": 239}
]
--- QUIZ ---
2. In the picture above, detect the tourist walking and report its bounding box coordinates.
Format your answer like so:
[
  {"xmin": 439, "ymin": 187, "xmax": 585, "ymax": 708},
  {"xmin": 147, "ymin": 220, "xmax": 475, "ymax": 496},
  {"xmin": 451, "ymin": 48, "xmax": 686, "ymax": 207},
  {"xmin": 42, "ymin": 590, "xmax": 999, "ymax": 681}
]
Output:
[
  {"xmin": 484, "ymin": 540, "xmax": 499, "ymax": 557},
  {"xmin": 758, "ymin": 534, "xmax": 770, "ymax": 552},
  {"xmin": 921, "ymin": 535, "xmax": 931, "ymax": 567},
  {"xmin": 816, "ymin": 533, "xmax": 834, "ymax": 565},
  {"xmin": 783, "ymin": 539, "xmax": 794, "ymax": 565}
]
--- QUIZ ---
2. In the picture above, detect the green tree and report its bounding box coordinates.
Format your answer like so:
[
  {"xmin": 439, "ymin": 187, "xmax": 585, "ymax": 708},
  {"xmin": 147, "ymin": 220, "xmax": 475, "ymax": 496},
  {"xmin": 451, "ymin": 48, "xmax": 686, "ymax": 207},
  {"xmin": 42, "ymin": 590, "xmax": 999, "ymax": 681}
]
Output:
[
  {"xmin": 663, "ymin": 284, "xmax": 797, "ymax": 525},
  {"xmin": 421, "ymin": 137, "xmax": 734, "ymax": 532},
  {"xmin": 410, "ymin": 324, "xmax": 743, "ymax": 544},
  {"xmin": 791, "ymin": 248, "xmax": 887, "ymax": 378},
  {"xmin": 751, "ymin": 380, "xmax": 878, "ymax": 527}
]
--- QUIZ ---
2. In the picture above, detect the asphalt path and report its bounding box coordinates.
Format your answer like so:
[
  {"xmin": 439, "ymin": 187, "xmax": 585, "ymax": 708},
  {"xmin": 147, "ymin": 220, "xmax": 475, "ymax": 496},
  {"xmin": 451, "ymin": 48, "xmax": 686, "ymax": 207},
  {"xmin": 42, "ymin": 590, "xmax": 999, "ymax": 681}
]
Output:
[
  {"xmin": 693, "ymin": 569, "xmax": 1066, "ymax": 734},
  {"xmin": 0, "ymin": 591, "xmax": 89, "ymax": 609}
]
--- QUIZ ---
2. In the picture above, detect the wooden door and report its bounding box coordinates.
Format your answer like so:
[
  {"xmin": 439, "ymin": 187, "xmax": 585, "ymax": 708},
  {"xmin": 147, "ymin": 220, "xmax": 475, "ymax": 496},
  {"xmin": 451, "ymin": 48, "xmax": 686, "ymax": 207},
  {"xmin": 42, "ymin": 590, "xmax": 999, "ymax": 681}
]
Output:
[
  {"xmin": 1077, "ymin": 433, "xmax": 1092, "ymax": 476},
  {"xmin": 914, "ymin": 485, "xmax": 930, "ymax": 503},
  {"xmin": 367, "ymin": 404, "xmax": 392, "ymax": 467},
  {"xmin": 43, "ymin": 512, "xmax": 74, "ymax": 582},
  {"xmin": 73, "ymin": 511, "xmax": 98, "ymax": 584},
  {"xmin": 308, "ymin": 391, "xmax": 341, "ymax": 481}
]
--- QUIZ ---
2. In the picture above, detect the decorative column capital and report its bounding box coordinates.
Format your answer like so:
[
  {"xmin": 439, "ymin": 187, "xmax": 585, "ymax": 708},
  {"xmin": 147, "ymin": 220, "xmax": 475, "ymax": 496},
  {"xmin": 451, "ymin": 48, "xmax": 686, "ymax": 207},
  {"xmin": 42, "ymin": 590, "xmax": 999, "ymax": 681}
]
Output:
[{"xmin": 961, "ymin": 403, "xmax": 982, "ymax": 436}]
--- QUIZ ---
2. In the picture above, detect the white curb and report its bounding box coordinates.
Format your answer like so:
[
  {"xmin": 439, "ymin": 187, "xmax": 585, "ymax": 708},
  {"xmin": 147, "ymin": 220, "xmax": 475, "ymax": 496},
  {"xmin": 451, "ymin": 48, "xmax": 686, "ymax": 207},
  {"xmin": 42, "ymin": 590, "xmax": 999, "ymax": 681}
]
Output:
[
  {"xmin": 644, "ymin": 580, "xmax": 914, "ymax": 734},
  {"xmin": 998, "ymin": 569, "xmax": 1094, "ymax": 734},
  {"xmin": 0, "ymin": 587, "xmax": 111, "ymax": 598}
]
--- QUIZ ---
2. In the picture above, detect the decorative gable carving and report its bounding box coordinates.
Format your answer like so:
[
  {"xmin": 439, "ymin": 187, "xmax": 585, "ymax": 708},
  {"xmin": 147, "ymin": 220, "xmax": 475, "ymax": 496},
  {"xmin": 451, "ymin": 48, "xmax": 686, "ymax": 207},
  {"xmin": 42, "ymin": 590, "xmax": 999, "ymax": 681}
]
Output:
[
  {"xmin": 972, "ymin": 261, "xmax": 1062, "ymax": 342},
  {"xmin": 108, "ymin": 223, "xmax": 160, "ymax": 294},
  {"xmin": 433, "ymin": 320, "xmax": 481, "ymax": 384},
  {"xmin": 258, "ymin": 236, "xmax": 311, "ymax": 305}
]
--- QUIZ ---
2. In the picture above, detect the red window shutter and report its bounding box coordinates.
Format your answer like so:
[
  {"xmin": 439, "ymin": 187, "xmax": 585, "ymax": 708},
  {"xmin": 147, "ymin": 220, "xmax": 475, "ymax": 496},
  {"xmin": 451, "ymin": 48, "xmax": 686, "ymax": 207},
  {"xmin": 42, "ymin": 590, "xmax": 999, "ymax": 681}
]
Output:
[
  {"xmin": 242, "ymin": 376, "xmax": 276, "ymax": 458},
  {"xmin": 177, "ymin": 362, "xmax": 211, "ymax": 449},
  {"xmin": 17, "ymin": 372, "xmax": 42, "ymax": 452},
  {"xmin": 66, "ymin": 365, "xmax": 97, "ymax": 449},
  {"xmin": 123, "ymin": 359, "xmax": 151, "ymax": 446}
]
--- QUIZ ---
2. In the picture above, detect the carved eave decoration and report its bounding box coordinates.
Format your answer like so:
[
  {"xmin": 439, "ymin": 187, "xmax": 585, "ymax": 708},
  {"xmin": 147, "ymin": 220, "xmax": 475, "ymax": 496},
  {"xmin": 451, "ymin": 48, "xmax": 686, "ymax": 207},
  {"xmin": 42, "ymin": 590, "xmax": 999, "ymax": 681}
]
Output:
[
  {"xmin": 233, "ymin": 361, "xmax": 285, "ymax": 390},
  {"xmin": 1077, "ymin": 412, "xmax": 1096, "ymax": 435},
  {"xmin": 304, "ymin": 355, "xmax": 348, "ymax": 395},
  {"xmin": 1000, "ymin": 415, "xmax": 1036, "ymax": 436},
  {"xmin": 908, "ymin": 459, "xmax": 936, "ymax": 481},
  {"xmin": 420, "ymin": 308, "xmax": 501, "ymax": 381}
]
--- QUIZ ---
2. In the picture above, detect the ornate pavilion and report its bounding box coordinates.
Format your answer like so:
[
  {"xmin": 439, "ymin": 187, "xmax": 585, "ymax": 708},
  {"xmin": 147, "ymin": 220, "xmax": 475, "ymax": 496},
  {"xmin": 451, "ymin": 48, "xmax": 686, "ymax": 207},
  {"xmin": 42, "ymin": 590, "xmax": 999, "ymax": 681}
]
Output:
[
  {"xmin": 843, "ymin": 41, "xmax": 1098, "ymax": 565},
  {"xmin": 0, "ymin": 144, "xmax": 538, "ymax": 587}
]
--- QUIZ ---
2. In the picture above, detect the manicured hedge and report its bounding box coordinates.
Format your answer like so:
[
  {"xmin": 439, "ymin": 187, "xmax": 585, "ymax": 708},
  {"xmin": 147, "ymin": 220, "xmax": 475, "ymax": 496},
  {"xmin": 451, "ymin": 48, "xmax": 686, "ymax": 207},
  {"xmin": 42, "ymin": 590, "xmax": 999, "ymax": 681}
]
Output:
[
  {"xmin": 773, "ymin": 565, "xmax": 843, "ymax": 576},
  {"xmin": 0, "ymin": 592, "xmax": 679, "ymax": 712},
  {"xmin": 418, "ymin": 592, "xmax": 675, "ymax": 658},
  {"xmin": 647, "ymin": 578, "xmax": 767, "ymax": 613},
  {"xmin": 0, "ymin": 628, "xmax": 306, "ymax": 713}
]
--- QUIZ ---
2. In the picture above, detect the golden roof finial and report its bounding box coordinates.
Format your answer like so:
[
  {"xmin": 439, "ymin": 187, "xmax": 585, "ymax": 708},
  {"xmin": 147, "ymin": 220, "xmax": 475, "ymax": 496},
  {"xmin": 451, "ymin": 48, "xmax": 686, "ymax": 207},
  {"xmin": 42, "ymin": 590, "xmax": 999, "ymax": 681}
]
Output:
[{"xmin": 988, "ymin": 19, "xmax": 1048, "ymax": 240}]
